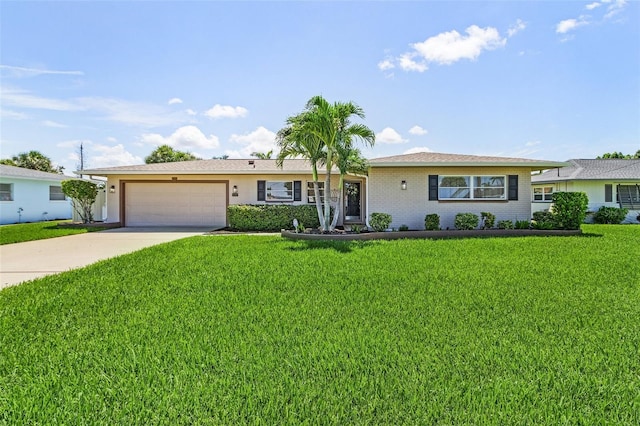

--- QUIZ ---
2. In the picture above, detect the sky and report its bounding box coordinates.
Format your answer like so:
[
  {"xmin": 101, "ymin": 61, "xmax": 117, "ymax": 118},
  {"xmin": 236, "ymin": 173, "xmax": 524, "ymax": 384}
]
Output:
[{"xmin": 1, "ymin": 0, "xmax": 639, "ymax": 175}]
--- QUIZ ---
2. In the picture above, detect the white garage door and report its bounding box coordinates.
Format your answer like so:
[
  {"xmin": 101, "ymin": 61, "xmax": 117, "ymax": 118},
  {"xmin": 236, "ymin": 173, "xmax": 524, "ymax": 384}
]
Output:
[{"xmin": 125, "ymin": 182, "xmax": 226, "ymax": 227}]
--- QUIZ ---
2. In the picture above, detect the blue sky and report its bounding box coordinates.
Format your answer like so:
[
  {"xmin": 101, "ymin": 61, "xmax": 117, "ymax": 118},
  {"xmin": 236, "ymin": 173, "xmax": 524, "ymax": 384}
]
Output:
[{"xmin": 1, "ymin": 0, "xmax": 638, "ymax": 174}]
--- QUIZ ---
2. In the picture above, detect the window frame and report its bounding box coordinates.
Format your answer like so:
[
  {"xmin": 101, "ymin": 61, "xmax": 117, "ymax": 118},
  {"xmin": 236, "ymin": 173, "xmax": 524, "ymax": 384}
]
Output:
[
  {"xmin": 438, "ymin": 175, "xmax": 506, "ymax": 201},
  {"xmin": 0, "ymin": 183, "xmax": 13, "ymax": 201},
  {"xmin": 49, "ymin": 185, "xmax": 66, "ymax": 201},
  {"xmin": 533, "ymin": 186, "xmax": 553, "ymax": 202},
  {"xmin": 307, "ymin": 181, "xmax": 325, "ymax": 204},
  {"xmin": 265, "ymin": 180, "xmax": 294, "ymax": 202}
]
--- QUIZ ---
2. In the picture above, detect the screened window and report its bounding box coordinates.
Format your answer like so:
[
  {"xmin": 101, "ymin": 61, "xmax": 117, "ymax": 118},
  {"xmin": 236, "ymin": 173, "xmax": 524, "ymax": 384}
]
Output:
[
  {"xmin": 0, "ymin": 183, "xmax": 13, "ymax": 201},
  {"xmin": 49, "ymin": 185, "xmax": 66, "ymax": 201},
  {"xmin": 438, "ymin": 176, "xmax": 505, "ymax": 200},
  {"xmin": 533, "ymin": 186, "xmax": 553, "ymax": 202},
  {"xmin": 307, "ymin": 181, "xmax": 325, "ymax": 203},
  {"xmin": 266, "ymin": 181, "xmax": 293, "ymax": 202}
]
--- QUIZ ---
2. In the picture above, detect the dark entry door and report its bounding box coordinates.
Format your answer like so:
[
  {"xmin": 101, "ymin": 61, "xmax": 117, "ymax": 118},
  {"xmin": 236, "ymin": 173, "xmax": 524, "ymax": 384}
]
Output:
[{"xmin": 344, "ymin": 181, "xmax": 361, "ymax": 222}]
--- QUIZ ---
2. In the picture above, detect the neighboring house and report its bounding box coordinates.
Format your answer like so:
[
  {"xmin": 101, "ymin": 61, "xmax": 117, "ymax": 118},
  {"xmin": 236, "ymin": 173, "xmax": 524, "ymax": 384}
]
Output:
[
  {"xmin": 0, "ymin": 164, "xmax": 72, "ymax": 225},
  {"xmin": 531, "ymin": 159, "xmax": 640, "ymax": 223},
  {"xmin": 80, "ymin": 152, "xmax": 566, "ymax": 229}
]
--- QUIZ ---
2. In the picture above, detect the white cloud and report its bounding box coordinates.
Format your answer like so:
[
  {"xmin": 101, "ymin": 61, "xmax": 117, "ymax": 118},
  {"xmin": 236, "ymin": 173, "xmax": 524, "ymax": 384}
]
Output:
[
  {"xmin": 525, "ymin": 140, "xmax": 542, "ymax": 147},
  {"xmin": 507, "ymin": 19, "xmax": 527, "ymax": 37},
  {"xmin": 168, "ymin": 98, "xmax": 183, "ymax": 105},
  {"xmin": 141, "ymin": 125, "xmax": 219, "ymax": 150},
  {"xmin": 90, "ymin": 144, "xmax": 143, "ymax": 168},
  {"xmin": 556, "ymin": 17, "xmax": 589, "ymax": 34},
  {"xmin": 0, "ymin": 64, "xmax": 84, "ymax": 78},
  {"xmin": 377, "ymin": 59, "xmax": 395, "ymax": 71},
  {"xmin": 56, "ymin": 139, "xmax": 86, "ymax": 149},
  {"xmin": 412, "ymin": 25, "xmax": 506, "ymax": 65},
  {"xmin": 398, "ymin": 54, "xmax": 428, "ymax": 72},
  {"xmin": 226, "ymin": 126, "xmax": 277, "ymax": 158},
  {"xmin": 106, "ymin": 137, "xmax": 117, "ymax": 143},
  {"xmin": 42, "ymin": 120, "xmax": 68, "ymax": 128},
  {"xmin": 204, "ymin": 104, "xmax": 248, "ymax": 119},
  {"xmin": 604, "ymin": 0, "xmax": 627, "ymax": 19},
  {"xmin": 186, "ymin": 108, "xmax": 197, "ymax": 116},
  {"xmin": 77, "ymin": 97, "xmax": 188, "ymax": 127},
  {"xmin": 376, "ymin": 127, "xmax": 408, "ymax": 144},
  {"xmin": 1, "ymin": 86, "xmax": 83, "ymax": 111},
  {"xmin": 403, "ymin": 146, "xmax": 432, "ymax": 154},
  {"xmin": 586, "ymin": 2, "xmax": 602, "ymax": 10},
  {"xmin": 408, "ymin": 125, "xmax": 428, "ymax": 136},
  {"xmin": 0, "ymin": 109, "xmax": 29, "ymax": 120}
]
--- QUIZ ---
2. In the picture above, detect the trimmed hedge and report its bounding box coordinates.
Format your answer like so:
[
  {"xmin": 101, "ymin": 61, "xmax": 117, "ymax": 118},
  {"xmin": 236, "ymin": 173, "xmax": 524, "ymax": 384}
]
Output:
[
  {"xmin": 552, "ymin": 192, "xmax": 588, "ymax": 230},
  {"xmin": 593, "ymin": 206, "xmax": 629, "ymax": 224},
  {"xmin": 228, "ymin": 204, "xmax": 322, "ymax": 231},
  {"xmin": 454, "ymin": 213, "xmax": 479, "ymax": 230},
  {"xmin": 369, "ymin": 213, "xmax": 392, "ymax": 232}
]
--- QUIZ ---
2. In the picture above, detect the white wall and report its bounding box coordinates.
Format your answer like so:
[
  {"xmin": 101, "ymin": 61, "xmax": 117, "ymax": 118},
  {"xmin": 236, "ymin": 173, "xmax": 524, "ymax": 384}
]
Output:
[
  {"xmin": 0, "ymin": 178, "xmax": 72, "ymax": 225},
  {"xmin": 369, "ymin": 166, "xmax": 533, "ymax": 230},
  {"xmin": 531, "ymin": 180, "xmax": 640, "ymax": 214}
]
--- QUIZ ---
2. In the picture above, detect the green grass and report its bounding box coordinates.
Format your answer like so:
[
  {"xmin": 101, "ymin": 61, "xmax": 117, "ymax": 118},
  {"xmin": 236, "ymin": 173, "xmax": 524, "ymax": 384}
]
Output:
[
  {"xmin": 0, "ymin": 220, "xmax": 107, "ymax": 245},
  {"xmin": 1, "ymin": 225, "xmax": 639, "ymax": 424}
]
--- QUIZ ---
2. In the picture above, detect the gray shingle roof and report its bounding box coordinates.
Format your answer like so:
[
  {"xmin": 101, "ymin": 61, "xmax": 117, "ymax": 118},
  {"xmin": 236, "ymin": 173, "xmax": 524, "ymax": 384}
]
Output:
[
  {"xmin": 0, "ymin": 164, "xmax": 70, "ymax": 182},
  {"xmin": 531, "ymin": 159, "xmax": 640, "ymax": 182},
  {"xmin": 80, "ymin": 159, "xmax": 334, "ymax": 175},
  {"xmin": 80, "ymin": 153, "xmax": 568, "ymax": 176},
  {"xmin": 369, "ymin": 152, "xmax": 567, "ymax": 168}
]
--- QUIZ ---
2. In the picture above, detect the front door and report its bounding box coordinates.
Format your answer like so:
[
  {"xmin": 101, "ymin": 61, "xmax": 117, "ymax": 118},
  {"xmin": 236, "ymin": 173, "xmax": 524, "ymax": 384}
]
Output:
[{"xmin": 344, "ymin": 181, "xmax": 362, "ymax": 222}]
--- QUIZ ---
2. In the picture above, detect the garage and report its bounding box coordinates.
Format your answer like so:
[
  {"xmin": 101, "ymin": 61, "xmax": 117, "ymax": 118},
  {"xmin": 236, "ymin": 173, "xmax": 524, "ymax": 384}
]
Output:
[{"xmin": 124, "ymin": 182, "xmax": 227, "ymax": 227}]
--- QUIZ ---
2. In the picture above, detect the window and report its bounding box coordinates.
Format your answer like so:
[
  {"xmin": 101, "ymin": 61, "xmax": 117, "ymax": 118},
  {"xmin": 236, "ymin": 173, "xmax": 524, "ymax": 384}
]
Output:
[
  {"xmin": 266, "ymin": 181, "xmax": 293, "ymax": 202},
  {"xmin": 438, "ymin": 175, "xmax": 506, "ymax": 200},
  {"xmin": 0, "ymin": 183, "xmax": 13, "ymax": 201},
  {"xmin": 533, "ymin": 186, "xmax": 553, "ymax": 202},
  {"xmin": 49, "ymin": 185, "xmax": 66, "ymax": 201},
  {"xmin": 307, "ymin": 181, "xmax": 325, "ymax": 203}
]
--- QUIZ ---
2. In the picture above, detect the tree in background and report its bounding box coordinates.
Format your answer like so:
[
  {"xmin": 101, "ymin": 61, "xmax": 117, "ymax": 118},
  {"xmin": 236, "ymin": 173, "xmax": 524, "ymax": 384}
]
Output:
[
  {"xmin": 145, "ymin": 145, "xmax": 199, "ymax": 163},
  {"xmin": 597, "ymin": 150, "xmax": 640, "ymax": 159},
  {"xmin": 61, "ymin": 179, "xmax": 100, "ymax": 223},
  {"xmin": 1, "ymin": 150, "xmax": 64, "ymax": 173},
  {"xmin": 250, "ymin": 150, "xmax": 273, "ymax": 159}
]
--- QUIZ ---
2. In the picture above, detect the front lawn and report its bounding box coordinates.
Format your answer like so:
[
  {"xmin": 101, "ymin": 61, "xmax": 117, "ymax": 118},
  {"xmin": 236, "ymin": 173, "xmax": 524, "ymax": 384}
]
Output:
[
  {"xmin": 0, "ymin": 220, "xmax": 107, "ymax": 245},
  {"xmin": 1, "ymin": 225, "xmax": 639, "ymax": 424}
]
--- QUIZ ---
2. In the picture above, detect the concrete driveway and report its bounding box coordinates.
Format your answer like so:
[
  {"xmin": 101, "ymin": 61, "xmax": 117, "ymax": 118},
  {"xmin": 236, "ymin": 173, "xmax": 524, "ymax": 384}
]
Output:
[{"xmin": 0, "ymin": 227, "xmax": 213, "ymax": 290}]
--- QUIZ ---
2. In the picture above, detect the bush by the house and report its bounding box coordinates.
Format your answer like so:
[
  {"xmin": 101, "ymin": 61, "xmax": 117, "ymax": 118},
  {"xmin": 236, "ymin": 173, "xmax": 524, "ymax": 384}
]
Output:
[
  {"xmin": 454, "ymin": 213, "xmax": 479, "ymax": 230},
  {"xmin": 398, "ymin": 224, "xmax": 409, "ymax": 232},
  {"xmin": 424, "ymin": 214, "xmax": 440, "ymax": 231},
  {"xmin": 515, "ymin": 220, "xmax": 531, "ymax": 230},
  {"xmin": 551, "ymin": 192, "xmax": 589, "ymax": 230},
  {"xmin": 480, "ymin": 212, "xmax": 496, "ymax": 229},
  {"xmin": 497, "ymin": 220, "xmax": 514, "ymax": 230},
  {"xmin": 532, "ymin": 211, "xmax": 555, "ymax": 230},
  {"xmin": 593, "ymin": 206, "xmax": 629, "ymax": 224},
  {"xmin": 228, "ymin": 204, "xmax": 321, "ymax": 231},
  {"xmin": 369, "ymin": 213, "xmax": 392, "ymax": 232}
]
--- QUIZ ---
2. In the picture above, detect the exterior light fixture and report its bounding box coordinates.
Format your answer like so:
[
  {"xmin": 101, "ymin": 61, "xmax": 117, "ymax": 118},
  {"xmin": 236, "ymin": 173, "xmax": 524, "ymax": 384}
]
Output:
[
  {"xmin": 401, "ymin": 180, "xmax": 407, "ymax": 190},
  {"xmin": 109, "ymin": 185, "xmax": 116, "ymax": 193},
  {"xmin": 232, "ymin": 185, "xmax": 239, "ymax": 196}
]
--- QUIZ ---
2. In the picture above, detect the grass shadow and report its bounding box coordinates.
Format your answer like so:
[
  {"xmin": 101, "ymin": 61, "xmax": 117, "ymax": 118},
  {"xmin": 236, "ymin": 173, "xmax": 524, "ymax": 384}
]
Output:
[{"xmin": 284, "ymin": 239, "xmax": 382, "ymax": 253}]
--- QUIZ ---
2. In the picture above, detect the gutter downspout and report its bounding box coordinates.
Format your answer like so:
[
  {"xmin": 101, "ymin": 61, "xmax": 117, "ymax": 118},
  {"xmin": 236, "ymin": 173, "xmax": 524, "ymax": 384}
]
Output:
[{"xmin": 364, "ymin": 174, "xmax": 371, "ymax": 229}]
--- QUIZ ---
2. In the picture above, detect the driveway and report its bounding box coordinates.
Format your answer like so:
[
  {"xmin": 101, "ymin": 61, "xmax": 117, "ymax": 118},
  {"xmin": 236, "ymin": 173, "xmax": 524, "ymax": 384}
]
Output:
[{"xmin": 0, "ymin": 227, "xmax": 214, "ymax": 290}]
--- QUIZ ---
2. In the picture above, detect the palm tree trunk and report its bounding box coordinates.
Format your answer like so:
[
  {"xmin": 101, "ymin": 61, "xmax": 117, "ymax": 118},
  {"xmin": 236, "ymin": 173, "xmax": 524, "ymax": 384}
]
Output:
[
  {"xmin": 323, "ymin": 148, "xmax": 333, "ymax": 232},
  {"xmin": 330, "ymin": 174, "xmax": 344, "ymax": 230}
]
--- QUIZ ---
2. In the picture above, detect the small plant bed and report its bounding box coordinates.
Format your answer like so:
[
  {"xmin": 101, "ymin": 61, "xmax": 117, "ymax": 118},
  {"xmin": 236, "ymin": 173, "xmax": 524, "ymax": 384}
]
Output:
[
  {"xmin": 56, "ymin": 221, "xmax": 121, "ymax": 229},
  {"xmin": 282, "ymin": 228, "xmax": 582, "ymax": 241}
]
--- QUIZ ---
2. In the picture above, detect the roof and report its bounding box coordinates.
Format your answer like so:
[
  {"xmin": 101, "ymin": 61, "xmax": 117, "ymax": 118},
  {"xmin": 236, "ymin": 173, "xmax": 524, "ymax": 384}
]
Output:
[
  {"xmin": 0, "ymin": 164, "xmax": 70, "ymax": 182},
  {"xmin": 369, "ymin": 152, "xmax": 567, "ymax": 169},
  {"xmin": 531, "ymin": 159, "xmax": 640, "ymax": 183},
  {"xmin": 80, "ymin": 159, "xmax": 337, "ymax": 176},
  {"xmin": 80, "ymin": 152, "xmax": 568, "ymax": 176}
]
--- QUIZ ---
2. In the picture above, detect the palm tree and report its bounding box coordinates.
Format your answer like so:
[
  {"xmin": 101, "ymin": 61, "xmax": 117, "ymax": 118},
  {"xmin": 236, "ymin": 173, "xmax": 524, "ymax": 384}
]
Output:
[
  {"xmin": 277, "ymin": 96, "xmax": 375, "ymax": 232},
  {"xmin": 9, "ymin": 150, "xmax": 63, "ymax": 173},
  {"xmin": 330, "ymin": 146, "xmax": 370, "ymax": 229},
  {"xmin": 250, "ymin": 150, "xmax": 273, "ymax": 159}
]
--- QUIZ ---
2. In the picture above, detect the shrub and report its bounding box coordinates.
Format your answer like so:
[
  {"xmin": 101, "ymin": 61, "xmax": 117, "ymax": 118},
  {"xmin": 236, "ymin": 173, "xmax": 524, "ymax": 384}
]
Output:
[
  {"xmin": 593, "ymin": 206, "xmax": 629, "ymax": 224},
  {"xmin": 551, "ymin": 192, "xmax": 588, "ymax": 230},
  {"xmin": 369, "ymin": 213, "xmax": 392, "ymax": 232},
  {"xmin": 497, "ymin": 220, "xmax": 514, "ymax": 230},
  {"xmin": 515, "ymin": 220, "xmax": 531, "ymax": 230},
  {"xmin": 350, "ymin": 224, "xmax": 362, "ymax": 234},
  {"xmin": 228, "ymin": 204, "xmax": 321, "ymax": 231},
  {"xmin": 532, "ymin": 211, "xmax": 555, "ymax": 230},
  {"xmin": 424, "ymin": 214, "xmax": 440, "ymax": 231},
  {"xmin": 454, "ymin": 213, "xmax": 479, "ymax": 230},
  {"xmin": 480, "ymin": 212, "xmax": 496, "ymax": 229},
  {"xmin": 399, "ymin": 224, "xmax": 409, "ymax": 232},
  {"xmin": 61, "ymin": 179, "xmax": 100, "ymax": 223}
]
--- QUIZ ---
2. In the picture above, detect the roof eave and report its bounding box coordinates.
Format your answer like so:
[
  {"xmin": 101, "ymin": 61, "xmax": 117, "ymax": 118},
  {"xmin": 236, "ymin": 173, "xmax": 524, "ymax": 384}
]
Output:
[{"xmin": 370, "ymin": 161, "xmax": 569, "ymax": 168}]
